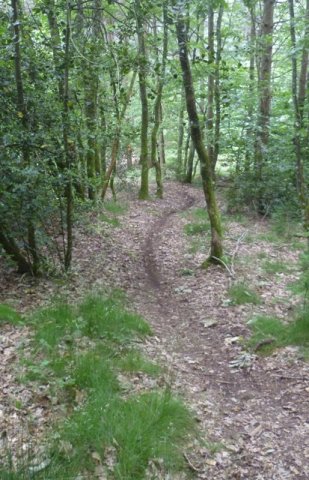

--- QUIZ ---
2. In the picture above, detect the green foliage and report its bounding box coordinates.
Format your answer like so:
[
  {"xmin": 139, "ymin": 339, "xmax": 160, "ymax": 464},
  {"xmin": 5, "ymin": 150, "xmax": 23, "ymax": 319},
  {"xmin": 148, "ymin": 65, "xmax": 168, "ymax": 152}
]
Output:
[
  {"xmin": 78, "ymin": 294, "xmax": 151, "ymax": 340},
  {"xmin": 248, "ymin": 307, "xmax": 309, "ymax": 353},
  {"xmin": 184, "ymin": 222, "xmax": 210, "ymax": 235},
  {"xmin": 228, "ymin": 282, "xmax": 261, "ymax": 305},
  {"xmin": 184, "ymin": 207, "xmax": 210, "ymax": 236},
  {"xmin": 104, "ymin": 201, "xmax": 128, "ymax": 215},
  {"xmin": 262, "ymin": 259, "xmax": 290, "ymax": 275},
  {"xmin": 289, "ymin": 252, "xmax": 309, "ymax": 297},
  {"xmin": 116, "ymin": 350, "xmax": 162, "ymax": 376},
  {"xmin": 0, "ymin": 304, "xmax": 22, "ymax": 325},
  {"xmin": 53, "ymin": 391, "xmax": 194, "ymax": 480},
  {"xmin": 32, "ymin": 294, "xmax": 151, "ymax": 349},
  {"xmin": 9, "ymin": 293, "xmax": 195, "ymax": 479}
]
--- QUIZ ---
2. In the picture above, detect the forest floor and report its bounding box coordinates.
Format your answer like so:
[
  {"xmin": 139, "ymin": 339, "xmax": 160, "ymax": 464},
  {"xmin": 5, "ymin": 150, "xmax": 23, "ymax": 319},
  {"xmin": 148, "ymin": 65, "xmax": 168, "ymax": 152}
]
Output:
[{"xmin": 1, "ymin": 181, "xmax": 309, "ymax": 479}]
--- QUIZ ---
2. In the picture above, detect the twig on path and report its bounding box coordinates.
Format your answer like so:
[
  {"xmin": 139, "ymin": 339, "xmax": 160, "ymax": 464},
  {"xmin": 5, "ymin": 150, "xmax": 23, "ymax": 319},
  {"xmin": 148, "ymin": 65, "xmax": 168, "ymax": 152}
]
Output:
[
  {"xmin": 212, "ymin": 256, "xmax": 234, "ymax": 277},
  {"xmin": 253, "ymin": 338, "xmax": 275, "ymax": 352},
  {"xmin": 183, "ymin": 453, "xmax": 201, "ymax": 473},
  {"xmin": 230, "ymin": 232, "xmax": 247, "ymax": 276}
]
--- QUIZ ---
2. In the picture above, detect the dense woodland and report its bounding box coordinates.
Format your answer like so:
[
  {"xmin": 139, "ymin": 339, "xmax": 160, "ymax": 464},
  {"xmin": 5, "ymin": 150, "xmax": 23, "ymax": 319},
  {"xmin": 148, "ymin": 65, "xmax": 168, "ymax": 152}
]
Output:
[
  {"xmin": 2, "ymin": 1, "xmax": 309, "ymax": 479},
  {"xmin": 1, "ymin": 0, "xmax": 309, "ymax": 274}
]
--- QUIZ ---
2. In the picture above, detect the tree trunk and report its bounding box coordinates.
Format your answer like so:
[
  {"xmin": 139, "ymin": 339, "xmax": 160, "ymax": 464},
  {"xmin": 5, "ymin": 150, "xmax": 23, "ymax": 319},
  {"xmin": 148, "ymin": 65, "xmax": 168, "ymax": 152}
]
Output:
[
  {"xmin": 177, "ymin": 89, "xmax": 185, "ymax": 179},
  {"xmin": 150, "ymin": 2, "xmax": 168, "ymax": 198},
  {"xmin": 214, "ymin": 5, "xmax": 224, "ymax": 168},
  {"xmin": 62, "ymin": 5, "xmax": 74, "ymax": 271},
  {"xmin": 10, "ymin": 0, "xmax": 39, "ymax": 274},
  {"xmin": 176, "ymin": 6, "xmax": 223, "ymax": 262},
  {"xmin": 254, "ymin": 0, "xmax": 275, "ymax": 213},
  {"xmin": 184, "ymin": 139, "xmax": 195, "ymax": 184},
  {"xmin": 207, "ymin": 6, "xmax": 215, "ymax": 169},
  {"xmin": 245, "ymin": 3, "xmax": 257, "ymax": 169},
  {"xmin": 101, "ymin": 72, "xmax": 137, "ymax": 200},
  {"xmin": 289, "ymin": 0, "xmax": 309, "ymax": 237},
  {"xmin": 135, "ymin": 0, "xmax": 149, "ymax": 200}
]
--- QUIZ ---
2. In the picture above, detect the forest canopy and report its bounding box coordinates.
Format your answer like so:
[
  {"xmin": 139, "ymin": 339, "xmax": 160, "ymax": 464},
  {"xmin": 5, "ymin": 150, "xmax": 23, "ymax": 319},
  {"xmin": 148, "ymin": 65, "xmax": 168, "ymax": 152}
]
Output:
[{"xmin": 1, "ymin": 0, "xmax": 309, "ymax": 274}]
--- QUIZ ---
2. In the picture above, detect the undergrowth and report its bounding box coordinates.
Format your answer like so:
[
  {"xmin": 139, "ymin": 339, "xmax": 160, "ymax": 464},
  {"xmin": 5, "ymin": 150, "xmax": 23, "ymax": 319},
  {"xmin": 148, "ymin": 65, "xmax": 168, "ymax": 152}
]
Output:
[
  {"xmin": 247, "ymin": 307, "xmax": 309, "ymax": 356},
  {"xmin": 2, "ymin": 293, "xmax": 195, "ymax": 479},
  {"xmin": 228, "ymin": 282, "xmax": 261, "ymax": 305},
  {"xmin": 184, "ymin": 207, "xmax": 210, "ymax": 237}
]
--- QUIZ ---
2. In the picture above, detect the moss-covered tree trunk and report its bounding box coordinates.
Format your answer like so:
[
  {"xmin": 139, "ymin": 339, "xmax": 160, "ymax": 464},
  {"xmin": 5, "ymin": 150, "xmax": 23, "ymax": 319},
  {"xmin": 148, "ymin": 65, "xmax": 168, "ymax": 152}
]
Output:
[
  {"xmin": 135, "ymin": 0, "xmax": 149, "ymax": 200},
  {"xmin": 176, "ymin": 7, "xmax": 223, "ymax": 262}
]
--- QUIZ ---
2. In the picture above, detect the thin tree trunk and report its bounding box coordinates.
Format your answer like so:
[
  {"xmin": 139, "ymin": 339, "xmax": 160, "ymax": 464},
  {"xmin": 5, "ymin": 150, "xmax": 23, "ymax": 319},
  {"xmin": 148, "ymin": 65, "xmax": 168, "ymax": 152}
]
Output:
[
  {"xmin": 135, "ymin": 0, "xmax": 149, "ymax": 200},
  {"xmin": 151, "ymin": 2, "xmax": 168, "ymax": 198},
  {"xmin": 289, "ymin": 0, "xmax": 309, "ymax": 236},
  {"xmin": 254, "ymin": 0, "xmax": 275, "ymax": 213},
  {"xmin": 214, "ymin": 5, "xmax": 224, "ymax": 168},
  {"xmin": 11, "ymin": 0, "xmax": 39, "ymax": 274},
  {"xmin": 176, "ymin": 6, "xmax": 223, "ymax": 262},
  {"xmin": 207, "ymin": 6, "xmax": 215, "ymax": 168},
  {"xmin": 177, "ymin": 89, "xmax": 185, "ymax": 179},
  {"xmin": 184, "ymin": 139, "xmax": 195, "ymax": 184},
  {"xmin": 245, "ymin": 4, "xmax": 257, "ymax": 169},
  {"xmin": 62, "ymin": 4, "xmax": 73, "ymax": 270},
  {"xmin": 101, "ymin": 72, "xmax": 137, "ymax": 200}
]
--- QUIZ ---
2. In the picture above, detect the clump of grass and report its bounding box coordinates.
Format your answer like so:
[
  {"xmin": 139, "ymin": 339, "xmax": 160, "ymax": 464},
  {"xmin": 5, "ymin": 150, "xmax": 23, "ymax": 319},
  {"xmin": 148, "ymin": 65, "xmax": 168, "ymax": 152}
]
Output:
[
  {"xmin": 99, "ymin": 212, "xmax": 120, "ymax": 227},
  {"xmin": 78, "ymin": 294, "xmax": 151, "ymax": 340},
  {"xmin": 104, "ymin": 201, "xmax": 127, "ymax": 215},
  {"xmin": 52, "ymin": 391, "xmax": 194, "ymax": 480},
  {"xmin": 184, "ymin": 207, "xmax": 210, "ymax": 236},
  {"xmin": 228, "ymin": 282, "xmax": 261, "ymax": 305},
  {"xmin": 180, "ymin": 268, "xmax": 195, "ymax": 276},
  {"xmin": 12, "ymin": 292, "xmax": 196, "ymax": 479},
  {"xmin": 184, "ymin": 222, "xmax": 210, "ymax": 235},
  {"xmin": 262, "ymin": 259, "xmax": 290, "ymax": 275},
  {"xmin": 248, "ymin": 307, "xmax": 309, "ymax": 354},
  {"xmin": 32, "ymin": 294, "xmax": 151, "ymax": 349},
  {"xmin": 0, "ymin": 304, "xmax": 23, "ymax": 325},
  {"xmin": 289, "ymin": 252, "xmax": 309, "ymax": 297},
  {"xmin": 116, "ymin": 350, "xmax": 162, "ymax": 376}
]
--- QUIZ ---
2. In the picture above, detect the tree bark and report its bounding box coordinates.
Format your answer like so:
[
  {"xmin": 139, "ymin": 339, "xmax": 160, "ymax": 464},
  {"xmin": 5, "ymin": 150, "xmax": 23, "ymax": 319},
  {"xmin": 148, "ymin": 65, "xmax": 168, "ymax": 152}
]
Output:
[
  {"xmin": 289, "ymin": 0, "xmax": 309, "ymax": 237},
  {"xmin": 150, "ymin": 2, "xmax": 168, "ymax": 198},
  {"xmin": 214, "ymin": 5, "xmax": 224, "ymax": 168},
  {"xmin": 177, "ymin": 89, "xmax": 185, "ymax": 179},
  {"xmin": 254, "ymin": 0, "xmax": 275, "ymax": 213},
  {"xmin": 10, "ymin": 0, "xmax": 39, "ymax": 274},
  {"xmin": 207, "ymin": 6, "xmax": 215, "ymax": 168},
  {"xmin": 135, "ymin": 0, "xmax": 149, "ymax": 200},
  {"xmin": 176, "ymin": 5, "xmax": 223, "ymax": 262},
  {"xmin": 62, "ymin": 4, "xmax": 74, "ymax": 270}
]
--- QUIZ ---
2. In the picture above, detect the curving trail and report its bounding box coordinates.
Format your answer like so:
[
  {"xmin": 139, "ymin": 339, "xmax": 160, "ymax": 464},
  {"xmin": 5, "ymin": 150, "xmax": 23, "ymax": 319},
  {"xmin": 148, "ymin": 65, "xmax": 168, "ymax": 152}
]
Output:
[{"xmin": 113, "ymin": 182, "xmax": 309, "ymax": 480}]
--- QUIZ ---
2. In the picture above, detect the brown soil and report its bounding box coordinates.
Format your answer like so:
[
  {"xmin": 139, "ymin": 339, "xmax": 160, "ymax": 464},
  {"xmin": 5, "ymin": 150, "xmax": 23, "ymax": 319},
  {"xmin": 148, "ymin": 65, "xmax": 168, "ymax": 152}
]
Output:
[{"xmin": 1, "ymin": 181, "xmax": 309, "ymax": 479}]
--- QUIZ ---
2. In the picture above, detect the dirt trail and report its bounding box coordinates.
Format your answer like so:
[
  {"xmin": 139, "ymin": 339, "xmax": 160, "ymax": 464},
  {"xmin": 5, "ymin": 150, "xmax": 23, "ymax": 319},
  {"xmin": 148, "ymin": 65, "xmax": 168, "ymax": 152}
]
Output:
[
  {"xmin": 1, "ymin": 181, "xmax": 309, "ymax": 479},
  {"xmin": 115, "ymin": 183, "xmax": 309, "ymax": 480}
]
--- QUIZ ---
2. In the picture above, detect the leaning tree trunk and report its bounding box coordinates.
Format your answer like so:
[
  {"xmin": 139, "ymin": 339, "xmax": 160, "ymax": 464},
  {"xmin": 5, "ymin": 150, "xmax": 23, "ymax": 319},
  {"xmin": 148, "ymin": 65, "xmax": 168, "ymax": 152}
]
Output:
[{"xmin": 176, "ymin": 6, "xmax": 223, "ymax": 263}]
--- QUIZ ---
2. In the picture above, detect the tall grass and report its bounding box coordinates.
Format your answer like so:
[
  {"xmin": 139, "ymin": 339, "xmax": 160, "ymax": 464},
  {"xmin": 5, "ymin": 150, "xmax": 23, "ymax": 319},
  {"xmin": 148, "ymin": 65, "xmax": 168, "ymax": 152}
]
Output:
[{"xmin": 4, "ymin": 293, "xmax": 195, "ymax": 479}]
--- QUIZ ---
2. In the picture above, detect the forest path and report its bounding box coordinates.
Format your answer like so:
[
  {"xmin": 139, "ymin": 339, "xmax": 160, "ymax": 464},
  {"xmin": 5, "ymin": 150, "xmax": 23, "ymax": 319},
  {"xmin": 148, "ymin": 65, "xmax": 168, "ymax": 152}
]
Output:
[
  {"xmin": 1, "ymin": 181, "xmax": 309, "ymax": 479},
  {"xmin": 111, "ymin": 182, "xmax": 309, "ymax": 480}
]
